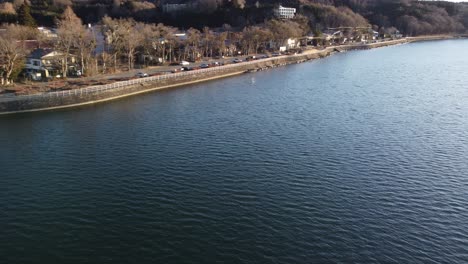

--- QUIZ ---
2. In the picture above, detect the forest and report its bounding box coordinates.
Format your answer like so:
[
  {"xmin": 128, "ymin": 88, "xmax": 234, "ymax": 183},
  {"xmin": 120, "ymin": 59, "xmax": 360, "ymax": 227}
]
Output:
[{"xmin": 1, "ymin": 0, "xmax": 467, "ymax": 35}]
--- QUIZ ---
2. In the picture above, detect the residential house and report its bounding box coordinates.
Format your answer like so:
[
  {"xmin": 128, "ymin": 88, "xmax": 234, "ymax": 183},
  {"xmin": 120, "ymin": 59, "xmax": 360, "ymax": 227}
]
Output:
[
  {"xmin": 25, "ymin": 48, "xmax": 77, "ymax": 80},
  {"xmin": 37, "ymin": 27, "xmax": 58, "ymax": 38}
]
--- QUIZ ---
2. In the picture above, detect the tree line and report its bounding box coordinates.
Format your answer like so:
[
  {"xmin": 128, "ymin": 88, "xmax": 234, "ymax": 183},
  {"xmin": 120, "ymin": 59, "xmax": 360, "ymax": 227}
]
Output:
[
  {"xmin": 0, "ymin": 6, "xmax": 310, "ymax": 85},
  {"xmin": 1, "ymin": 0, "xmax": 467, "ymax": 35}
]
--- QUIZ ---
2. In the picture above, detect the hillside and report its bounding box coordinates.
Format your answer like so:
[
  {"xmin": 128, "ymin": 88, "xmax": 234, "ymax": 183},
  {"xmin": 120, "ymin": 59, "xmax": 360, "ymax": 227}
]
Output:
[{"xmin": 0, "ymin": 0, "xmax": 467, "ymax": 35}]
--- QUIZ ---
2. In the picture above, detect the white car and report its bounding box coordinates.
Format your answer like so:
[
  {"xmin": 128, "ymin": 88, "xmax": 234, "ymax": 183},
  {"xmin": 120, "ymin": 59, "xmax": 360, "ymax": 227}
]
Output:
[
  {"xmin": 136, "ymin": 72, "xmax": 149, "ymax": 78},
  {"xmin": 180, "ymin": 61, "xmax": 190, "ymax": 66}
]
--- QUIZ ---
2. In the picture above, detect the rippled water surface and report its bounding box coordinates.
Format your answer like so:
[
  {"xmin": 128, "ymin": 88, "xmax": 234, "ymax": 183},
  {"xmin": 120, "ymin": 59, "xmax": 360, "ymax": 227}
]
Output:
[{"xmin": 1, "ymin": 40, "xmax": 468, "ymax": 263}]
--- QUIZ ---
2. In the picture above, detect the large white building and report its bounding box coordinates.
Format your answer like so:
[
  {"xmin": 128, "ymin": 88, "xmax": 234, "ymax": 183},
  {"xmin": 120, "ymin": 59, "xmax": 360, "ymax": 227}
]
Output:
[
  {"xmin": 162, "ymin": 3, "xmax": 190, "ymax": 13},
  {"xmin": 274, "ymin": 5, "xmax": 296, "ymax": 19}
]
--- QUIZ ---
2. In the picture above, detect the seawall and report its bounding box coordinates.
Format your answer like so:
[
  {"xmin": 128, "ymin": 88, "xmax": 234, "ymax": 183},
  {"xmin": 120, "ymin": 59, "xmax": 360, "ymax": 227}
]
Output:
[{"xmin": 0, "ymin": 37, "xmax": 456, "ymax": 115}]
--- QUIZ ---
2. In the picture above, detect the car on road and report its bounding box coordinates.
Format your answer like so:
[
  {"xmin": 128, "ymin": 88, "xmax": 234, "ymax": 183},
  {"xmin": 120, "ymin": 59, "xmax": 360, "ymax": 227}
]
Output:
[
  {"xmin": 171, "ymin": 67, "xmax": 185, "ymax": 73},
  {"xmin": 136, "ymin": 72, "xmax": 149, "ymax": 78},
  {"xmin": 180, "ymin": 61, "xmax": 190, "ymax": 66},
  {"xmin": 260, "ymin": 55, "xmax": 270, "ymax": 59},
  {"xmin": 200, "ymin": 63, "xmax": 210, "ymax": 68},
  {"xmin": 272, "ymin": 53, "xmax": 281, "ymax": 57},
  {"xmin": 232, "ymin": 58, "xmax": 243, "ymax": 63}
]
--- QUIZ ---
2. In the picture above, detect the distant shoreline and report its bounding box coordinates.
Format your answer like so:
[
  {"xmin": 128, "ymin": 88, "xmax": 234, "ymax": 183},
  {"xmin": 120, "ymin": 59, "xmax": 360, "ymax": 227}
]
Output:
[{"xmin": 0, "ymin": 35, "xmax": 465, "ymax": 115}]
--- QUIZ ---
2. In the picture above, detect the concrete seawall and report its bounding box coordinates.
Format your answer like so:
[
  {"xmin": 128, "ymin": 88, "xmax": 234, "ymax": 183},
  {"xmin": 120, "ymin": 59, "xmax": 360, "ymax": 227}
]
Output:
[{"xmin": 0, "ymin": 37, "xmax": 452, "ymax": 115}]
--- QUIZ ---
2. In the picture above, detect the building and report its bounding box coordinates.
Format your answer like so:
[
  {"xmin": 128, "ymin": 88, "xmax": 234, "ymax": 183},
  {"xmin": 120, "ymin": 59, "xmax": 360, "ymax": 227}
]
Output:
[
  {"xmin": 162, "ymin": 3, "xmax": 190, "ymax": 13},
  {"xmin": 25, "ymin": 48, "xmax": 77, "ymax": 80},
  {"xmin": 37, "ymin": 27, "xmax": 58, "ymax": 38},
  {"xmin": 274, "ymin": 5, "xmax": 296, "ymax": 19}
]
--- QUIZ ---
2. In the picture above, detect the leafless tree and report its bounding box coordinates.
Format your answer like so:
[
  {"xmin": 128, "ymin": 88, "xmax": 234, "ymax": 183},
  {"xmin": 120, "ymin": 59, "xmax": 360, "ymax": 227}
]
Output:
[
  {"xmin": 0, "ymin": 2, "xmax": 16, "ymax": 14},
  {"xmin": 76, "ymin": 28, "xmax": 96, "ymax": 76},
  {"xmin": 0, "ymin": 25, "xmax": 28, "ymax": 85},
  {"xmin": 56, "ymin": 6, "xmax": 84, "ymax": 77}
]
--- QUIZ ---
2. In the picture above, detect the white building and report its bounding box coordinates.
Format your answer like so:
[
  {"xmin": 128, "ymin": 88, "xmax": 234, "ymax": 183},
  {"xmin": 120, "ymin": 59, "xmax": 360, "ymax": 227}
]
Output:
[
  {"xmin": 274, "ymin": 5, "xmax": 296, "ymax": 19},
  {"xmin": 37, "ymin": 27, "xmax": 57, "ymax": 38},
  {"xmin": 162, "ymin": 3, "xmax": 189, "ymax": 13}
]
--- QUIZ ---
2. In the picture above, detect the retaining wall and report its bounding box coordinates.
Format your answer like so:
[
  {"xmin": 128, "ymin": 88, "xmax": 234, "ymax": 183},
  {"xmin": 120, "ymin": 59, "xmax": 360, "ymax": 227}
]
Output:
[{"xmin": 0, "ymin": 38, "xmax": 423, "ymax": 114}]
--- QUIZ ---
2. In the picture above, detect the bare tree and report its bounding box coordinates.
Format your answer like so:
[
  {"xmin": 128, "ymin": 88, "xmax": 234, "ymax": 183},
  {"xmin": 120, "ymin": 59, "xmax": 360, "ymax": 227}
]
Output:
[
  {"xmin": 56, "ymin": 6, "xmax": 84, "ymax": 77},
  {"xmin": 0, "ymin": 2, "xmax": 16, "ymax": 14},
  {"xmin": 102, "ymin": 15, "xmax": 122, "ymax": 71},
  {"xmin": 102, "ymin": 17, "xmax": 144, "ymax": 70},
  {"xmin": 214, "ymin": 31, "xmax": 227, "ymax": 57},
  {"xmin": 120, "ymin": 20, "xmax": 144, "ymax": 70},
  {"xmin": 186, "ymin": 28, "xmax": 201, "ymax": 61},
  {"xmin": 141, "ymin": 23, "xmax": 160, "ymax": 66},
  {"xmin": 76, "ymin": 28, "xmax": 96, "ymax": 76},
  {"xmin": 0, "ymin": 25, "xmax": 28, "ymax": 85}
]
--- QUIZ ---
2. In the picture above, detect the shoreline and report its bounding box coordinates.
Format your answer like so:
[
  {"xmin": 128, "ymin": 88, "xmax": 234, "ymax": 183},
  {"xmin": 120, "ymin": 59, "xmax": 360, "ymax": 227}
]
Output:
[{"xmin": 0, "ymin": 35, "xmax": 465, "ymax": 115}]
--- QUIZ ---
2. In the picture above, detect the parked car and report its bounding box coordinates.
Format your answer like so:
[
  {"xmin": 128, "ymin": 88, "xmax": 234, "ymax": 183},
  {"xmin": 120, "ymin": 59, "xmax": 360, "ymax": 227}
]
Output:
[
  {"xmin": 136, "ymin": 72, "xmax": 149, "ymax": 78},
  {"xmin": 232, "ymin": 58, "xmax": 243, "ymax": 63},
  {"xmin": 272, "ymin": 53, "xmax": 281, "ymax": 57},
  {"xmin": 246, "ymin": 55, "xmax": 257, "ymax": 61},
  {"xmin": 260, "ymin": 55, "xmax": 270, "ymax": 59},
  {"xmin": 182, "ymin": 67, "xmax": 192, "ymax": 71},
  {"xmin": 200, "ymin": 63, "xmax": 210, "ymax": 68},
  {"xmin": 210, "ymin": 62, "xmax": 220, "ymax": 66},
  {"xmin": 180, "ymin": 61, "xmax": 190, "ymax": 66}
]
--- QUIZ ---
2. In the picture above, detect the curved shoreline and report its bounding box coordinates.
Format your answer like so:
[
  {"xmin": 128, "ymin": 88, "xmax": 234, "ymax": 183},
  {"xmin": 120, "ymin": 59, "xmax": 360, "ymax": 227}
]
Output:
[{"xmin": 0, "ymin": 36, "xmax": 464, "ymax": 115}]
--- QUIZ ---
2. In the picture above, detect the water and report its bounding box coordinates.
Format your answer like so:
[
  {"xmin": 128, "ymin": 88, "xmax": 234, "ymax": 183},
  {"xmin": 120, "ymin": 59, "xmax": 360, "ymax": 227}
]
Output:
[{"xmin": 1, "ymin": 40, "xmax": 468, "ymax": 263}]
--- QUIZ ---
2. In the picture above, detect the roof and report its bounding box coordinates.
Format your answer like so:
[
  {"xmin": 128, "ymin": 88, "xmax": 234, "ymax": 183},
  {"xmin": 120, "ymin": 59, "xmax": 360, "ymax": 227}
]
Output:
[{"xmin": 28, "ymin": 48, "xmax": 54, "ymax": 59}]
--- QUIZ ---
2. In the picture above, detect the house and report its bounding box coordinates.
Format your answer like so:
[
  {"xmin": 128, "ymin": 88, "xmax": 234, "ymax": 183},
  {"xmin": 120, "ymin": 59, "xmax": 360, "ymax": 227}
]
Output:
[
  {"xmin": 393, "ymin": 30, "xmax": 403, "ymax": 39},
  {"xmin": 372, "ymin": 30, "xmax": 379, "ymax": 40},
  {"xmin": 274, "ymin": 5, "xmax": 296, "ymax": 19},
  {"xmin": 25, "ymin": 48, "xmax": 77, "ymax": 80},
  {"xmin": 270, "ymin": 37, "xmax": 300, "ymax": 51},
  {"xmin": 37, "ymin": 27, "xmax": 58, "ymax": 38}
]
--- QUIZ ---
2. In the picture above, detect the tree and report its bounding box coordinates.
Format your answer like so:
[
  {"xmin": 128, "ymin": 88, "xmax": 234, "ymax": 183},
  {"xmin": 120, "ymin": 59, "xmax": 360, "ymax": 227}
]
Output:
[
  {"xmin": 201, "ymin": 27, "xmax": 216, "ymax": 58},
  {"xmin": 56, "ymin": 6, "xmax": 83, "ymax": 77},
  {"xmin": 186, "ymin": 28, "xmax": 201, "ymax": 61},
  {"xmin": 266, "ymin": 20, "xmax": 303, "ymax": 50},
  {"xmin": 140, "ymin": 23, "xmax": 160, "ymax": 66},
  {"xmin": 0, "ymin": 3, "xmax": 16, "ymax": 15},
  {"xmin": 0, "ymin": 25, "xmax": 28, "ymax": 85},
  {"xmin": 119, "ymin": 20, "xmax": 144, "ymax": 70},
  {"xmin": 101, "ymin": 17, "xmax": 144, "ymax": 70},
  {"xmin": 18, "ymin": 3, "xmax": 36, "ymax": 27},
  {"xmin": 76, "ymin": 28, "xmax": 97, "ymax": 76},
  {"xmin": 102, "ymin": 15, "xmax": 122, "ymax": 71},
  {"xmin": 232, "ymin": 0, "xmax": 245, "ymax": 9},
  {"xmin": 241, "ymin": 26, "xmax": 271, "ymax": 55},
  {"xmin": 214, "ymin": 31, "xmax": 227, "ymax": 57}
]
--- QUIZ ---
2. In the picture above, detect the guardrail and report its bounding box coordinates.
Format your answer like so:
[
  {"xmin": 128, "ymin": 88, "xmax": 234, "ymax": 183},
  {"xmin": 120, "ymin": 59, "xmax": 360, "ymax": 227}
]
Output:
[
  {"xmin": 0, "ymin": 56, "xmax": 286, "ymax": 103},
  {"xmin": 0, "ymin": 51, "xmax": 324, "ymax": 104}
]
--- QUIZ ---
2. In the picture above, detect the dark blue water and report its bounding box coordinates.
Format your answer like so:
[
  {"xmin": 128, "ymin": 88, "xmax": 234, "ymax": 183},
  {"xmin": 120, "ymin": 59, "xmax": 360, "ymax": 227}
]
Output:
[{"xmin": 1, "ymin": 40, "xmax": 468, "ymax": 263}]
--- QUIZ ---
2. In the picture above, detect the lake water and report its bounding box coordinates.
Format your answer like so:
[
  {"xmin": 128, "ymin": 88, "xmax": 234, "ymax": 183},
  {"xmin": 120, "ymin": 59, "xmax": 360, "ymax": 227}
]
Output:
[{"xmin": 1, "ymin": 39, "xmax": 468, "ymax": 263}]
